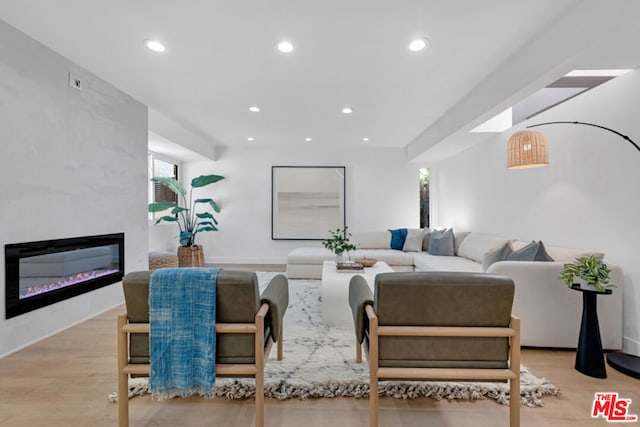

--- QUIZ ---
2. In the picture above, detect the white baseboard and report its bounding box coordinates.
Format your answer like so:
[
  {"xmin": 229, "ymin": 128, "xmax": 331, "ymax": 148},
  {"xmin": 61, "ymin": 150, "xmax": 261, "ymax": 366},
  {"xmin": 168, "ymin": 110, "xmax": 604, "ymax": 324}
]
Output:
[
  {"xmin": 205, "ymin": 256, "xmax": 287, "ymax": 265},
  {"xmin": 622, "ymin": 336, "xmax": 640, "ymax": 357}
]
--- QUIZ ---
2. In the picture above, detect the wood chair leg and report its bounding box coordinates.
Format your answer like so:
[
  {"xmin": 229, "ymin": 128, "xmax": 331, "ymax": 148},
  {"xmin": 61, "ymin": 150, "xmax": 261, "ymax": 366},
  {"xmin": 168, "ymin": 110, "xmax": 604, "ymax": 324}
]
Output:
[
  {"xmin": 510, "ymin": 376, "xmax": 520, "ymax": 427},
  {"xmin": 367, "ymin": 307, "xmax": 379, "ymax": 427},
  {"xmin": 117, "ymin": 314, "xmax": 129, "ymax": 427},
  {"xmin": 277, "ymin": 324, "xmax": 283, "ymax": 361},
  {"xmin": 255, "ymin": 369, "xmax": 264, "ymax": 427},
  {"xmin": 369, "ymin": 374, "xmax": 378, "ymax": 427},
  {"xmin": 356, "ymin": 338, "xmax": 362, "ymax": 363},
  {"xmin": 510, "ymin": 316, "xmax": 521, "ymax": 427},
  {"xmin": 255, "ymin": 305, "xmax": 266, "ymax": 427}
]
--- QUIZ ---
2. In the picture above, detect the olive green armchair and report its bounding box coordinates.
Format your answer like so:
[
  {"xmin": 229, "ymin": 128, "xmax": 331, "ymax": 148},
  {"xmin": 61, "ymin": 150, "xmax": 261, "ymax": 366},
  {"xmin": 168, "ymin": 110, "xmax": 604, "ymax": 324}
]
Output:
[
  {"xmin": 117, "ymin": 270, "xmax": 288, "ymax": 427},
  {"xmin": 349, "ymin": 271, "xmax": 520, "ymax": 427}
]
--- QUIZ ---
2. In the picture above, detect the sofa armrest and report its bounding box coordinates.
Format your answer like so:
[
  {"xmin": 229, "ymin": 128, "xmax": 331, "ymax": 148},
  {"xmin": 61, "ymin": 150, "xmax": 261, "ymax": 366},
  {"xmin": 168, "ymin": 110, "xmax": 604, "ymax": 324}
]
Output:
[
  {"xmin": 487, "ymin": 260, "xmax": 567, "ymax": 281},
  {"xmin": 349, "ymin": 275, "xmax": 374, "ymax": 344},
  {"xmin": 260, "ymin": 274, "xmax": 289, "ymax": 342},
  {"xmin": 487, "ymin": 260, "xmax": 623, "ymax": 349}
]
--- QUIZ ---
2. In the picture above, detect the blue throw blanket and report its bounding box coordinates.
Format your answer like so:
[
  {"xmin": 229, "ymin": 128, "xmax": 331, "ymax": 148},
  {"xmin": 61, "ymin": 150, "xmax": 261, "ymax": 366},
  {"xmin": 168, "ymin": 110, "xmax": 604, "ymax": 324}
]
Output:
[{"xmin": 149, "ymin": 267, "xmax": 221, "ymax": 399}]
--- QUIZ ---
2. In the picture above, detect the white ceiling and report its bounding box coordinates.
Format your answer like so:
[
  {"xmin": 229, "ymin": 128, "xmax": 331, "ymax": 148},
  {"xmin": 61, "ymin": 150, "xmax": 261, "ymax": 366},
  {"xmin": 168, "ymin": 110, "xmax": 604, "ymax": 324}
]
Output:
[{"xmin": 1, "ymin": 0, "xmax": 639, "ymax": 163}]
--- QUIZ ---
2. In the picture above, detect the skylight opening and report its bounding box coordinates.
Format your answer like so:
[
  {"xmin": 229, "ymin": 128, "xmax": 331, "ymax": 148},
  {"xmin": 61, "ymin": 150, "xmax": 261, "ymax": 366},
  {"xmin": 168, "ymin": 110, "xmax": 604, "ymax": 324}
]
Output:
[
  {"xmin": 470, "ymin": 69, "xmax": 634, "ymax": 133},
  {"xmin": 565, "ymin": 69, "xmax": 632, "ymax": 77}
]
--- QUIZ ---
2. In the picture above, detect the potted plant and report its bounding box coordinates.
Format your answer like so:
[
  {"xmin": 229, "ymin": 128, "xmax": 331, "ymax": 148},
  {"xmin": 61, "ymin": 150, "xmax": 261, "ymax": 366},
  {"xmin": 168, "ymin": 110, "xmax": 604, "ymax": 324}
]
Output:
[
  {"xmin": 558, "ymin": 256, "xmax": 612, "ymax": 292},
  {"xmin": 322, "ymin": 226, "xmax": 357, "ymax": 263},
  {"xmin": 148, "ymin": 174, "xmax": 225, "ymax": 267}
]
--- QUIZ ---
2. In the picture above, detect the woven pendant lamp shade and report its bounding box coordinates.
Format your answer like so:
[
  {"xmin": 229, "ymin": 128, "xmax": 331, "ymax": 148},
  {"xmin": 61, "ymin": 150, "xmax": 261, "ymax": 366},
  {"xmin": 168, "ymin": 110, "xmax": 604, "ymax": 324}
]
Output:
[{"xmin": 507, "ymin": 129, "xmax": 549, "ymax": 169}]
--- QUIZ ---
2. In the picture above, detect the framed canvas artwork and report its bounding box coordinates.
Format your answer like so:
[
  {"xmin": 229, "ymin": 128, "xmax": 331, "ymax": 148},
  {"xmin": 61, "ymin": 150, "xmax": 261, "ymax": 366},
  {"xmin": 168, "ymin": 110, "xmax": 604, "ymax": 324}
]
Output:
[{"xmin": 271, "ymin": 166, "xmax": 346, "ymax": 240}]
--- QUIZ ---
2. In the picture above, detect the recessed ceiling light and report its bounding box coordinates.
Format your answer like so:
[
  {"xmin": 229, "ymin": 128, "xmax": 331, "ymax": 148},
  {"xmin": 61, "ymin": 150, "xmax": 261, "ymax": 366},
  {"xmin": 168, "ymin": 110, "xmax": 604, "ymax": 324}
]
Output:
[
  {"xmin": 408, "ymin": 37, "xmax": 429, "ymax": 52},
  {"xmin": 247, "ymin": 137, "xmax": 255, "ymax": 142},
  {"xmin": 249, "ymin": 106, "xmax": 260, "ymax": 112},
  {"xmin": 276, "ymin": 40, "xmax": 294, "ymax": 53},
  {"xmin": 362, "ymin": 137, "xmax": 370, "ymax": 142},
  {"xmin": 305, "ymin": 137, "xmax": 312, "ymax": 142},
  {"xmin": 341, "ymin": 107, "xmax": 353, "ymax": 114},
  {"xmin": 144, "ymin": 39, "xmax": 166, "ymax": 53}
]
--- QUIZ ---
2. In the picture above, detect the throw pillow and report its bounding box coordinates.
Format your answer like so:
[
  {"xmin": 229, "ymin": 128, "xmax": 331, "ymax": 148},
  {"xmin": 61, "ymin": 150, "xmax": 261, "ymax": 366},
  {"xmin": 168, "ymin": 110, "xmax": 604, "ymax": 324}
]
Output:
[
  {"xmin": 388, "ymin": 228, "xmax": 408, "ymax": 250},
  {"xmin": 427, "ymin": 228, "xmax": 455, "ymax": 256},
  {"xmin": 506, "ymin": 240, "xmax": 554, "ymax": 262},
  {"xmin": 402, "ymin": 228, "xmax": 425, "ymax": 252},
  {"xmin": 482, "ymin": 242, "xmax": 514, "ymax": 271},
  {"xmin": 422, "ymin": 228, "xmax": 432, "ymax": 251}
]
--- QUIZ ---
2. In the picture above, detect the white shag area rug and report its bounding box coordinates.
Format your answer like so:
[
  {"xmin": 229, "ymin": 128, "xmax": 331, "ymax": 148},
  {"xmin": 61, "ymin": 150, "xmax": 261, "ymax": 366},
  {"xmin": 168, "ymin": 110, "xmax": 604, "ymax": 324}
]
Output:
[{"xmin": 110, "ymin": 272, "xmax": 559, "ymax": 406}]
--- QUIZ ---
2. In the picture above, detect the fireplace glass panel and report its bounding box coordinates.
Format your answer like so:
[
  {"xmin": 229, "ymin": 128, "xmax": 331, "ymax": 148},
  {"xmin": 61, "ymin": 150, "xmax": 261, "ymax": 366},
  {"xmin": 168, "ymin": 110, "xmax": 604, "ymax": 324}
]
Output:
[
  {"xmin": 19, "ymin": 244, "xmax": 120, "ymax": 300},
  {"xmin": 5, "ymin": 233, "xmax": 124, "ymax": 318}
]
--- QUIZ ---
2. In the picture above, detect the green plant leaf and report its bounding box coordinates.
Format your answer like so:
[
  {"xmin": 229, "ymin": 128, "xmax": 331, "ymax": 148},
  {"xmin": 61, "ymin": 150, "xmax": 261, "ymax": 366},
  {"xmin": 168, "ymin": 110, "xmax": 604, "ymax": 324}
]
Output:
[
  {"xmin": 196, "ymin": 221, "xmax": 215, "ymax": 228},
  {"xmin": 191, "ymin": 175, "xmax": 225, "ymax": 188},
  {"xmin": 195, "ymin": 226, "xmax": 217, "ymax": 234},
  {"xmin": 559, "ymin": 256, "xmax": 612, "ymax": 290},
  {"xmin": 171, "ymin": 206, "xmax": 189, "ymax": 214},
  {"xmin": 148, "ymin": 201, "xmax": 178, "ymax": 212},
  {"xmin": 194, "ymin": 198, "xmax": 221, "ymax": 213},
  {"xmin": 154, "ymin": 216, "xmax": 179, "ymax": 225},
  {"xmin": 150, "ymin": 176, "xmax": 186, "ymax": 196},
  {"xmin": 196, "ymin": 212, "xmax": 214, "ymax": 220}
]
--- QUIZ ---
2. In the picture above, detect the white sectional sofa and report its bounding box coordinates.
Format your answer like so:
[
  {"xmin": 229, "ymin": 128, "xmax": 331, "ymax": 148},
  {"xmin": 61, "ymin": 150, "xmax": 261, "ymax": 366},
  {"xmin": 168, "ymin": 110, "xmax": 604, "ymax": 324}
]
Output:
[{"xmin": 287, "ymin": 230, "xmax": 623, "ymax": 350}]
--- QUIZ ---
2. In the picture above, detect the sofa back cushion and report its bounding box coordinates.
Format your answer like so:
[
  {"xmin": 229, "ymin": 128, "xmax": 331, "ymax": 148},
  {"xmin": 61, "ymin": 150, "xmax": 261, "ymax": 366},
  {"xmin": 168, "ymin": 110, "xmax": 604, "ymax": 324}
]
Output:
[
  {"xmin": 352, "ymin": 231, "xmax": 391, "ymax": 249},
  {"xmin": 457, "ymin": 233, "xmax": 510, "ymax": 264}
]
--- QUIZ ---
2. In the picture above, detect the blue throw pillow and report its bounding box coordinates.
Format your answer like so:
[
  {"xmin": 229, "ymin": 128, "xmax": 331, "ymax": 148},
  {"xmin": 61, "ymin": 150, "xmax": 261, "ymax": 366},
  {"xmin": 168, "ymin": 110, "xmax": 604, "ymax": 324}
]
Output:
[
  {"xmin": 388, "ymin": 228, "xmax": 408, "ymax": 250},
  {"xmin": 506, "ymin": 240, "xmax": 554, "ymax": 261},
  {"xmin": 427, "ymin": 228, "xmax": 455, "ymax": 256}
]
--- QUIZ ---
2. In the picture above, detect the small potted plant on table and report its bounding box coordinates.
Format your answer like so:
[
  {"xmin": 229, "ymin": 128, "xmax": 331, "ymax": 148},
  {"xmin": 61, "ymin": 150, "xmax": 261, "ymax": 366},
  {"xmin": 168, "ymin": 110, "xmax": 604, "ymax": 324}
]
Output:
[
  {"xmin": 322, "ymin": 226, "xmax": 357, "ymax": 264},
  {"xmin": 559, "ymin": 256, "xmax": 613, "ymax": 292}
]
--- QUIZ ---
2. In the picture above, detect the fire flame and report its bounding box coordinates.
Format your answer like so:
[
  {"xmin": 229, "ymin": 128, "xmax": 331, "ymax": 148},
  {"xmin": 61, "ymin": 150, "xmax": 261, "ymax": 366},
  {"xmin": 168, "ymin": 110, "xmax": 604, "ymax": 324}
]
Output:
[{"xmin": 21, "ymin": 269, "xmax": 118, "ymax": 300}]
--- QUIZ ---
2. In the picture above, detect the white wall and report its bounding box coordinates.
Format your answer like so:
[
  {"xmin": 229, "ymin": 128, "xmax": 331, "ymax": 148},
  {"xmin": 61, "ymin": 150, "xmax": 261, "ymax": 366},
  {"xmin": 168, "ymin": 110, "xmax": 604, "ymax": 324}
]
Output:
[
  {"xmin": 430, "ymin": 70, "xmax": 640, "ymax": 356},
  {"xmin": 0, "ymin": 20, "xmax": 148, "ymax": 357},
  {"xmin": 149, "ymin": 146, "xmax": 420, "ymax": 262}
]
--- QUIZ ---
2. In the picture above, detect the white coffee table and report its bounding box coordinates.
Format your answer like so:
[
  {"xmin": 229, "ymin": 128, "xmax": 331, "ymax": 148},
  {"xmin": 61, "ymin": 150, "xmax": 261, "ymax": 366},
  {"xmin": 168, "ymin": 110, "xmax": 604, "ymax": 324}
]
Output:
[{"xmin": 321, "ymin": 260, "xmax": 394, "ymax": 327}]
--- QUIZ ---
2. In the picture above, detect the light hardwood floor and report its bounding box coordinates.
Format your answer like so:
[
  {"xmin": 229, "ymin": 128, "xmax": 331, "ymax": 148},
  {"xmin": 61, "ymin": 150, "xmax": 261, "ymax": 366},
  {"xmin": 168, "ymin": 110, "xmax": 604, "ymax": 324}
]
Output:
[{"xmin": 0, "ymin": 265, "xmax": 638, "ymax": 426}]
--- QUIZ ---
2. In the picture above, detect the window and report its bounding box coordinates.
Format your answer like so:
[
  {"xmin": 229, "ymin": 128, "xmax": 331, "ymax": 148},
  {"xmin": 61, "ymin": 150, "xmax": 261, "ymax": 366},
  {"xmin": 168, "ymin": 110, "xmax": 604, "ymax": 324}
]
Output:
[
  {"xmin": 148, "ymin": 152, "xmax": 181, "ymax": 221},
  {"xmin": 419, "ymin": 168, "xmax": 430, "ymax": 228}
]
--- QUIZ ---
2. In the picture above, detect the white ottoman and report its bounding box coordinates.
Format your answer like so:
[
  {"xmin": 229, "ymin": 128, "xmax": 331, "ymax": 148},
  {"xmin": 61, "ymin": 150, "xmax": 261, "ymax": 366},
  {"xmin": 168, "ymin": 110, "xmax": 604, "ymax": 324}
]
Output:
[{"xmin": 321, "ymin": 260, "xmax": 393, "ymax": 328}]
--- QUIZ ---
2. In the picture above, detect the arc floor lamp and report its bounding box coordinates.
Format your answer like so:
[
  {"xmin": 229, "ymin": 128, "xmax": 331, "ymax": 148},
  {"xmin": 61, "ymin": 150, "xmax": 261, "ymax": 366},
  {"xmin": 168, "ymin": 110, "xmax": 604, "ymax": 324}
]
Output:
[{"xmin": 507, "ymin": 120, "xmax": 640, "ymax": 379}]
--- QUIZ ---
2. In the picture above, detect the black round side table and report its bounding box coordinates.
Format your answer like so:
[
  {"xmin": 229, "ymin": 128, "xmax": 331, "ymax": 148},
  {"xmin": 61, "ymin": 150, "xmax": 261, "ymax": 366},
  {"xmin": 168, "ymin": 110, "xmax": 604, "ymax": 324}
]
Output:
[{"xmin": 571, "ymin": 284, "xmax": 612, "ymax": 378}]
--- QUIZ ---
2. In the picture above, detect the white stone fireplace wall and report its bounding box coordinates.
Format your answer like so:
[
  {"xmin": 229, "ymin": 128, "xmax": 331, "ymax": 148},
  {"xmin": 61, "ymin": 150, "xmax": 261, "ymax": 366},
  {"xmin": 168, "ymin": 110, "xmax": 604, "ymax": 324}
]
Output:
[{"xmin": 0, "ymin": 19, "xmax": 148, "ymax": 357}]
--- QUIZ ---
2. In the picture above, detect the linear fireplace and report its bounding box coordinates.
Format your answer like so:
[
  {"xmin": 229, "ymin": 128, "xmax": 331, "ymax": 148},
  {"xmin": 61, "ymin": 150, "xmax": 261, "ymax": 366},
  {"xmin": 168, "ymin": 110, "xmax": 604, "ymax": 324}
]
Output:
[{"xmin": 5, "ymin": 233, "xmax": 124, "ymax": 319}]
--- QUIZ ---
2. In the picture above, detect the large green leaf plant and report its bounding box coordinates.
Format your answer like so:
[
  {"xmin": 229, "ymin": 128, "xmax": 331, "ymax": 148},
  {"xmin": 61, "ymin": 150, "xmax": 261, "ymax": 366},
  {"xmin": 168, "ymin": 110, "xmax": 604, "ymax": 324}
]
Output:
[{"xmin": 148, "ymin": 174, "xmax": 225, "ymax": 247}]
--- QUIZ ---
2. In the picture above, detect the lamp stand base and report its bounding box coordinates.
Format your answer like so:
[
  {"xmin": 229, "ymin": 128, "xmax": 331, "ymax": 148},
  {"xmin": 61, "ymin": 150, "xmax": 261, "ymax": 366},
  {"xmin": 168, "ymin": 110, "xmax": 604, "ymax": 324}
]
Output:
[{"xmin": 607, "ymin": 352, "xmax": 640, "ymax": 380}]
